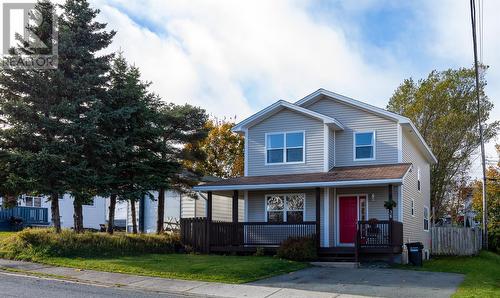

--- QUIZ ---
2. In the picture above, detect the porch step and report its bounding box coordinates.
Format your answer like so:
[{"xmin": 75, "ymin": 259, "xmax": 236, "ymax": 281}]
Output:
[
  {"xmin": 310, "ymin": 261, "xmax": 359, "ymax": 268},
  {"xmin": 317, "ymin": 256, "xmax": 356, "ymax": 262}
]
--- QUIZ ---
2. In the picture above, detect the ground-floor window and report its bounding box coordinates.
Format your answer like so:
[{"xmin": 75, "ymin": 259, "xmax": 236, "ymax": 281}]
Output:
[
  {"xmin": 359, "ymin": 195, "xmax": 367, "ymax": 221},
  {"xmin": 266, "ymin": 193, "xmax": 305, "ymax": 223}
]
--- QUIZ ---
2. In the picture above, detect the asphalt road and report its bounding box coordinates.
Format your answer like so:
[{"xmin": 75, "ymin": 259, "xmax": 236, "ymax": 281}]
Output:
[{"xmin": 0, "ymin": 271, "xmax": 196, "ymax": 298}]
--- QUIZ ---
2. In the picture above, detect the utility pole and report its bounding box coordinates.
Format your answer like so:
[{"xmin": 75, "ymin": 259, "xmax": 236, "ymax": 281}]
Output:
[{"xmin": 469, "ymin": 0, "xmax": 488, "ymax": 249}]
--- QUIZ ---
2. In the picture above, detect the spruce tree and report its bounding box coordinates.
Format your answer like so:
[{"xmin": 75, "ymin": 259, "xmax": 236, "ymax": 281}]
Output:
[{"xmin": 0, "ymin": 0, "xmax": 114, "ymax": 232}]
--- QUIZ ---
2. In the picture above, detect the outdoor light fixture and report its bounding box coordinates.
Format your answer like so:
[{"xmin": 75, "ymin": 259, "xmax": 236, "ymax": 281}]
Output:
[{"xmin": 370, "ymin": 194, "xmax": 375, "ymax": 202}]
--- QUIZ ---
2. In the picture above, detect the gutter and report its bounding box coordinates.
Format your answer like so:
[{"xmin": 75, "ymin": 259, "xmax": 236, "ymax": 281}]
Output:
[{"xmin": 193, "ymin": 178, "xmax": 403, "ymax": 192}]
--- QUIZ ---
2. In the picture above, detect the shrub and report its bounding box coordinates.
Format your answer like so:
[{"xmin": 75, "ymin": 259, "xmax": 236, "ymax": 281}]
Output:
[
  {"xmin": 276, "ymin": 236, "xmax": 317, "ymax": 261},
  {"xmin": 0, "ymin": 229, "xmax": 181, "ymax": 261},
  {"xmin": 254, "ymin": 247, "xmax": 265, "ymax": 256},
  {"xmin": 489, "ymin": 225, "xmax": 500, "ymax": 253}
]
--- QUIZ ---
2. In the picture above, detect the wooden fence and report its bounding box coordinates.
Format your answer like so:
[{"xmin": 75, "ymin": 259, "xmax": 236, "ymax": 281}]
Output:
[{"xmin": 431, "ymin": 227, "xmax": 482, "ymax": 256}]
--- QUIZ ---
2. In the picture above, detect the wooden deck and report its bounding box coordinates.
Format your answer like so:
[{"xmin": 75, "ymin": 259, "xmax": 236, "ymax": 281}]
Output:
[{"xmin": 181, "ymin": 218, "xmax": 404, "ymax": 261}]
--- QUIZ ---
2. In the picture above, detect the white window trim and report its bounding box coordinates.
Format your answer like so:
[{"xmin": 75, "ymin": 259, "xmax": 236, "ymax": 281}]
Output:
[
  {"xmin": 353, "ymin": 130, "xmax": 376, "ymax": 161},
  {"xmin": 264, "ymin": 193, "xmax": 306, "ymax": 222},
  {"xmin": 417, "ymin": 167, "xmax": 421, "ymax": 192},
  {"xmin": 265, "ymin": 131, "xmax": 306, "ymax": 165},
  {"xmin": 22, "ymin": 195, "xmax": 42, "ymax": 208},
  {"xmin": 423, "ymin": 205, "xmax": 430, "ymax": 232},
  {"xmin": 335, "ymin": 194, "xmax": 369, "ymax": 247},
  {"xmin": 411, "ymin": 199, "xmax": 415, "ymax": 217}
]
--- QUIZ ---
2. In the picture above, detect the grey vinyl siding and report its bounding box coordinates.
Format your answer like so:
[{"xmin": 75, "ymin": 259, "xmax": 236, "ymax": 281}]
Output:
[
  {"xmin": 402, "ymin": 128, "xmax": 431, "ymax": 249},
  {"xmin": 247, "ymin": 109, "xmax": 324, "ymax": 176},
  {"xmin": 336, "ymin": 186, "xmax": 398, "ymax": 221},
  {"xmin": 329, "ymin": 129, "xmax": 335, "ymax": 169},
  {"xmin": 247, "ymin": 189, "xmax": 318, "ymax": 222},
  {"xmin": 306, "ymin": 98, "xmax": 398, "ymax": 166}
]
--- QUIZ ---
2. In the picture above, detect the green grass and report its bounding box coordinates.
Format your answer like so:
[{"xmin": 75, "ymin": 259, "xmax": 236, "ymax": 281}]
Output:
[
  {"xmin": 35, "ymin": 254, "xmax": 308, "ymax": 284},
  {"xmin": 397, "ymin": 251, "xmax": 500, "ymax": 298}
]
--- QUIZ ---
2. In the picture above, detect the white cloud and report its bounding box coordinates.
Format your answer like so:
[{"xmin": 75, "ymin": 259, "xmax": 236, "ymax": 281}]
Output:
[
  {"xmin": 91, "ymin": 0, "xmax": 406, "ymax": 121},
  {"xmin": 89, "ymin": 0, "xmax": 498, "ymax": 173}
]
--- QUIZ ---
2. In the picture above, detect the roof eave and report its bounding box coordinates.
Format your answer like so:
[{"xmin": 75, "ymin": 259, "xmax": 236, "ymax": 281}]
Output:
[{"xmin": 193, "ymin": 178, "xmax": 403, "ymax": 192}]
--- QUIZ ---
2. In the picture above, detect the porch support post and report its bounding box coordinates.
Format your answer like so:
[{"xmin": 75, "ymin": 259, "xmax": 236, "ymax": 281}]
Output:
[
  {"xmin": 315, "ymin": 187, "xmax": 321, "ymax": 250},
  {"xmin": 232, "ymin": 190, "xmax": 238, "ymax": 223},
  {"xmin": 206, "ymin": 191, "xmax": 212, "ymax": 253}
]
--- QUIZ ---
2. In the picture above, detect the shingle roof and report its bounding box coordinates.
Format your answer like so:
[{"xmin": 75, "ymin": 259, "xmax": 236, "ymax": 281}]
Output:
[{"xmin": 193, "ymin": 163, "xmax": 412, "ymax": 191}]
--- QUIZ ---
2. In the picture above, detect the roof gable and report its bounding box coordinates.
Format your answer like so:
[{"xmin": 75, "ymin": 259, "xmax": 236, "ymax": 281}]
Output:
[
  {"xmin": 232, "ymin": 100, "xmax": 344, "ymax": 133},
  {"xmin": 296, "ymin": 89, "xmax": 437, "ymax": 164}
]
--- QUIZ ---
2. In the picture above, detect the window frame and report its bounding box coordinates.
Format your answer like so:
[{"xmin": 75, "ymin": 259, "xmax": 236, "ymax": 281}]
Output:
[
  {"xmin": 411, "ymin": 199, "xmax": 415, "ymax": 217},
  {"xmin": 417, "ymin": 167, "xmax": 421, "ymax": 192},
  {"xmin": 265, "ymin": 193, "xmax": 306, "ymax": 223},
  {"xmin": 353, "ymin": 130, "xmax": 376, "ymax": 161},
  {"xmin": 23, "ymin": 195, "xmax": 42, "ymax": 208},
  {"xmin": 423, "ymin": 206, "xmax": 429, "ymax": 232},
  {"xmin": 265, "ymin": 131, "xmax": 305, "ymax": 165}
]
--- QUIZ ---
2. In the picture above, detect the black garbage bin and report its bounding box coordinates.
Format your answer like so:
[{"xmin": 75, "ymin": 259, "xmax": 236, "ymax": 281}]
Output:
[{"xmin": 406, "ymin": 242, "xmax": 424, "ymax": 266}]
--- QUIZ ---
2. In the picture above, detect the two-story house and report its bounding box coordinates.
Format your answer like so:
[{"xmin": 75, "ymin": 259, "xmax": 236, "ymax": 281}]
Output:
[{"xmin": 186, "ymin": 89, "xmax": 436, "ymax": 262}]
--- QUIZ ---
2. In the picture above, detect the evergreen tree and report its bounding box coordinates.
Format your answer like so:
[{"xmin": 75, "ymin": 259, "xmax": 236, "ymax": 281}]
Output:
[
  {"xmin": 151, "ymin": 104, "xmax": 208, "ymax": 234},
  {"xmin": 98, "ymin": 53, "xmax": 162, "ymax": 234},
  {"xmin": 0, "ymin": 0, "xmax": 115, "ymax": 232}
]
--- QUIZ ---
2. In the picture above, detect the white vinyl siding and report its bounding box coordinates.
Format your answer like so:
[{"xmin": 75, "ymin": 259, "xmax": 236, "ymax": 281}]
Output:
[
  {"xmin": 306, "ymin": 98, "xmax": 398, "ymax": 166},
  {"xmin": 247, "ymin": 109, "xmax": 324, "ymax": 176},
  {"xmin": 402, "ymin": 127, "xmax": 431, "ymax": 249}
]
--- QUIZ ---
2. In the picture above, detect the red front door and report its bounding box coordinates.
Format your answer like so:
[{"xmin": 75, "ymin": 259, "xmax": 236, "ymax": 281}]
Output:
[{"xmin": 339, "ymin": 196, "xmax": 358, "ymax": 244}]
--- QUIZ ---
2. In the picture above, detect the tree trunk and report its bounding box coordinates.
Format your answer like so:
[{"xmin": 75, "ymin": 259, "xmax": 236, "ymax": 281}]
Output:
[
  {"xmin": 73, "ymin": 199, "xmax": 83, "ymax": 233},
  {"xmin": 157, "ymin": 188, "xmax": 165, "ymax": 234},
  {"xmin": 130, "ymin": 200, "xmax": 138, "ymax": 234},
  {"xmin": 107, "ymin": 194, "xmax": 117, "ymax": 234},
  {"xmin": 50, "ymin": 193, "xmax": 61, "ymax": 233}
]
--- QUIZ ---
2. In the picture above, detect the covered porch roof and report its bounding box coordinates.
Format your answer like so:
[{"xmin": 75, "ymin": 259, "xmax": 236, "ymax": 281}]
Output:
[{"xmin": 193, "ymin": 163, "xmax": 412, "ymax": 191}]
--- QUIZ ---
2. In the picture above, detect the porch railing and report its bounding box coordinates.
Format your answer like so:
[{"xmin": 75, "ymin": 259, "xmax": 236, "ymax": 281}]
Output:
[
  {"xmin": 356, "ymin": 220, "xmax": 403, "ymax": 248},
  {"xmin": 180, "ymin": 218, "xmax": 316, "ymax": 252}
]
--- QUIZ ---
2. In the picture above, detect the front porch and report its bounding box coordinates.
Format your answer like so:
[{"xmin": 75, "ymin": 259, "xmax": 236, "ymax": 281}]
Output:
[{"xmin": 184, "ymin": 164, "xmax": 409, "ymax": 261}]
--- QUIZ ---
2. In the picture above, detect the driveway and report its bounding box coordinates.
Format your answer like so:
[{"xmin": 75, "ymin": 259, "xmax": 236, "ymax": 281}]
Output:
[{"xmin": 249, "ymin": 266, "xmax": 464, "ymax": 298}]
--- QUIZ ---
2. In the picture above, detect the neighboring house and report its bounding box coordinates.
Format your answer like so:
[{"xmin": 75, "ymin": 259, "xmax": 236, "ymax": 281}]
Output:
[
  {"xmin": 126, "ymin": 189, "xmax": 243, "ymax": 233},
  {"xmin": 185, "ymin": 89, "xmax": 436, "ymax": 263},
  {"xmin": 0, "ymin": 194, "xmax": 107, "ymax": 230}
]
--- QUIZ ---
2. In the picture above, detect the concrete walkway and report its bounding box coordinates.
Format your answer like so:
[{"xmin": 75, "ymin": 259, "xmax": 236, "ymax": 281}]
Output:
[{"xmin": 0, "ymin": 259, "xmax": 370, "ymax": 298}]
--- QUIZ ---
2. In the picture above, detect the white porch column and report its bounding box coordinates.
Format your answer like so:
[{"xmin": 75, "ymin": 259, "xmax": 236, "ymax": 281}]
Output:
[{"xmin": 323, "ymin": 187, "xmax": 330, "ymax": 247}]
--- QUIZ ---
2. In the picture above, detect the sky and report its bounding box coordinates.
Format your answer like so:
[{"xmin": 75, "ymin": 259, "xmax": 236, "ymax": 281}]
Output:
[{"xmin": 89, "ymin": 0, "xmax": 499, "ymax": 176}]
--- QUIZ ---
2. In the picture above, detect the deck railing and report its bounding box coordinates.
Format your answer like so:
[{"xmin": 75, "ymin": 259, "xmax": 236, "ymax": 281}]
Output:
[
  {"xmin": 356, "ymin": 220, "xmax": 403, "ymax": 248},
  {"xmin": 180, "ymin": 218, "xmax": 317, "ymax": 252},
  {"xmin": 0, "ymin": 206, "xmax": 49, "ymax": 226}
]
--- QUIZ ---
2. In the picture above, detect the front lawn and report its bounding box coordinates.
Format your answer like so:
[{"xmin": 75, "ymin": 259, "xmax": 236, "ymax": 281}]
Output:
[
  {"xmin": 38, "ymin": 253, "xmax": 308, "ymax": 284},
  {"xmin": 398, "ymin": 251, "xmax": 500, "ymax": 298}
]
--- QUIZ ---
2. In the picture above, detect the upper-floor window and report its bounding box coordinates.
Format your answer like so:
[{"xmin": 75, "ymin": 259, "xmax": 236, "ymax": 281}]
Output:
[
  {"xmin": 266, "ymin": 193, "xmax": 305, "ymax": 223},
  {"xmin": 266, "ymin": 131, "xmax": 304, "ymax": 164},
  {"xmin": 417, "ymin": 167, "xmax": 421, "ymax": 191},
  {"xmin": 354, "ymin": 131, "xmax": 375, "ymax": 160},
  {"xmin": 411, "ymin": 199, "xmax": 415, "ymax": 216},
  {"xmin": 423, "ymin": 206, "xmax": 429, "ymax": 231},
  {"xmin": 24, "ymin": 196, "xmax": 42, "ymax": 208}
]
